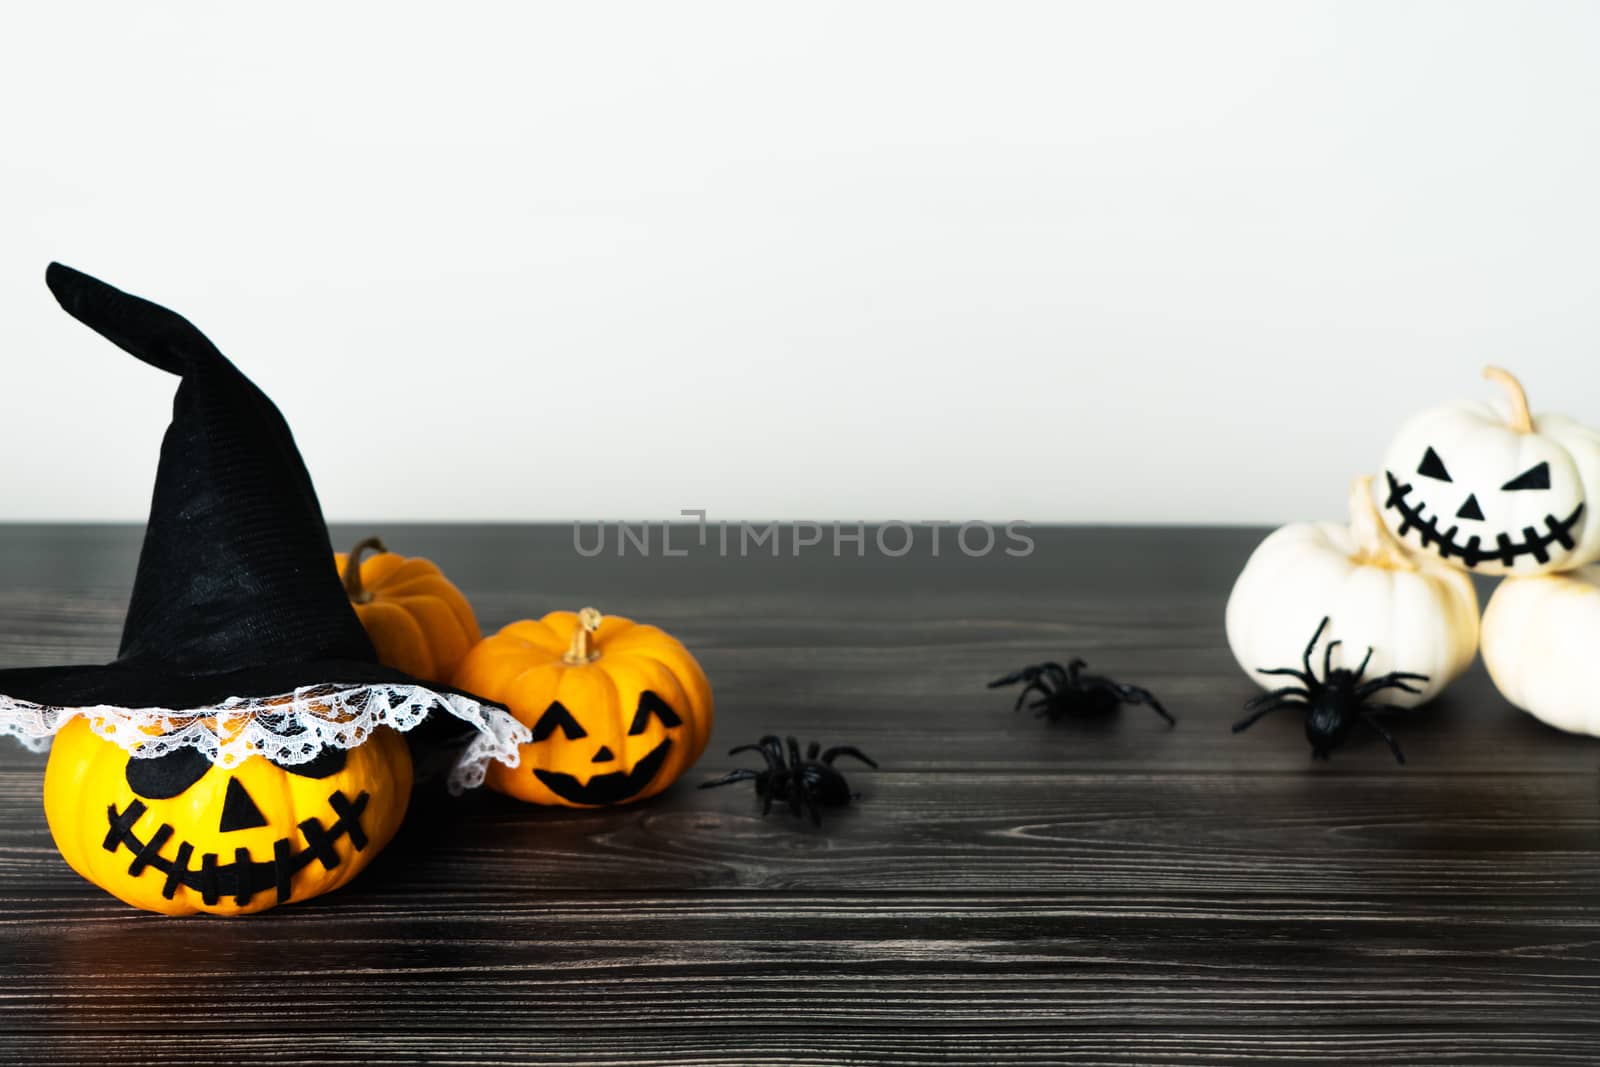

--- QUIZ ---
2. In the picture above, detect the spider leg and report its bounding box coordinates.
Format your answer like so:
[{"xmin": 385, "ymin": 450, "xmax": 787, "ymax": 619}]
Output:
[
  {"xmin": 785, "ymin": 740, "xmax": 807, "ymax": 817},
  {"xmin": 761, "ymin": 787, "xmax": 775, "ymax": 816},
  {"xmin": 1257, "ymin": 666, "xmax": 1317, "ymax": 686},
  {"xmin": 1013, "ymin": 679, "xmax": 1050, "ymax": 712},
  {"xmin": 992, "ymin": 670, "xmax": 1057, "ymax": 710},
  {"xmin": 990, "ymin": 664, "xmax": 1061, "ymax": 689},
  {"xmin": 1246, "ymin": 686, "xmax": 1311, "ymax": 709},
  {"xmin": 1028, "ymin": 697, "xmax": 1062, "ymax": 720},
  {"xmin": 1232, "ymin": 699, "xmax": 1305, "ymax": 733},
  {"xmin": 730, "ymin": 742, "xmax": 782, "ymax": 772},
  {"xmin": 806, "ymin": 741, "xmax": 820, "ymax": 760},
  {"xmin": 805, "ymin": 792, "xmax": 822, "ymax": 826},
  {"xmin": 698, "ymin": 769, "xmax": 761, "ymax": 790},
  {"xmin": 1302, "ymin": 616, "xmax": 1331, "ymax": 677},
  {"xmin": 822, "ymin": 746, "xmax": 878, "ymax": 768},
  {"xmin": 1323, "ymin": 638, "xmax": 1342, "ymax": 679},
  {"xmin": 1355, "ymin": 646, "xmax": 1374, "ymax": 678},
  {"xmin": 1357, "ymin": 673, "xmax": 1430, "ymax": 699},
  {"xmin": 986, "ymin": 668, "xmax": 1032, "ymax": 690},
  {"xmin": 1359, "ymin": 713, "xmax": 1407, "ymax": 765},
  {"xmin": 733, "ymin": 734, "xmax": 784, "ymax": 756},
  {"xmin": 1025, "ymin": 664, "xmax": 1068, "ymax": 696},
  {"xmin": 1038, "ymin": 666, "xmax": 1068, "ymax": 691},
  {"xmin": 1066, "ymin": 659, "xmax": 1087, "ymax": 683},
  {"xmin": 1110, "ymin": 683, "xmax": 1176, "ymax": 726}
]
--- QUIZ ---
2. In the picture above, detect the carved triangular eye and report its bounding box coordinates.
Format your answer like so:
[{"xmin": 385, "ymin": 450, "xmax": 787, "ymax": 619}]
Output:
[
  {"xmin": 1501, "ymin": 461, "xmax": 1550, "ymax": 491},
  {"xmin": 531, "ymin": 701, "xmax": 588, "ymax": 741},
  {"xmin": 627, "ymin": 691, "xmax": 683, "ymax": 735},
  {"xmin": 1417, "ymin": 447, "xmax": 1451, "ymax": 482}
]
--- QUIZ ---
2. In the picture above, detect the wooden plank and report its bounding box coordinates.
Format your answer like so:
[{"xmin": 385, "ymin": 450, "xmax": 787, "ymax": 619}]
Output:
[
  {"xmin": 0, "ymin": 525, "xmax": 1595, "ymax": 1063},
  {"xmin": 0, "ymin": 1030, "xmax": 1595, "ymax": 1066}
]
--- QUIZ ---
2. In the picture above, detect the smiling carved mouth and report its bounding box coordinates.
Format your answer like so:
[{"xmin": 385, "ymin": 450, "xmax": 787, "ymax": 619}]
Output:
[
  {"xmin": 1383, "ymin": 471, "xmax": 1583, "ymax": 568},
  {"xmin": 533, "ymin": 739, "xmax": 673, "ymax": 805},
  {"xmin": 101, "ymin": 790, "xmax": 369, "ymax": 907}
]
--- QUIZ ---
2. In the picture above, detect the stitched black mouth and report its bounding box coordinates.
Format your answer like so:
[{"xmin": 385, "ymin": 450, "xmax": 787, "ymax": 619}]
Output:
[
  {"xmin": 101, "ymin": 790, "xmax": 369, "ymax": 907},
  {"xmin": 533, "ymin": 739, "xmax": 673, "ymax": 805},
  {"xmin": 1383, "ymin": 471, "xmax": 1582, "ymax": 568}
]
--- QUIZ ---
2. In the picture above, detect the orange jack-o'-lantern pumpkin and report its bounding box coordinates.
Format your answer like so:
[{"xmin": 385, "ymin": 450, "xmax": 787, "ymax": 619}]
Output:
[
  {"xmin": 43, "ymin": 718, "xmax": 412, "ymax": 916},
  {"xmin": 453, "ymin": 608, "xmax": 713, "ymax": 807}
]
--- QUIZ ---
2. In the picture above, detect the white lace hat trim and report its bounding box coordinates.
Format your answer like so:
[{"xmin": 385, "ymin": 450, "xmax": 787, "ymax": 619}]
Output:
[{"xmin": 0, "ymin": 683, "xmax": 530, "ymax": 794}]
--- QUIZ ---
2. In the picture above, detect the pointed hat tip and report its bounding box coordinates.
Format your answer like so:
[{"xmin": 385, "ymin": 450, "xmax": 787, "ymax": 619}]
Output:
[
  {"xmin": 42, "ymin": 263, "xmax": 221, "ymax": 377},
  {"xmin": 45, "ymin": 261, "xmax": 89, "ymax": 299}
]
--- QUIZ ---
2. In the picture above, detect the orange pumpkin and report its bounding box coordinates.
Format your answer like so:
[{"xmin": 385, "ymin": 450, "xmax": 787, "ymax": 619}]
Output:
[
  {"xmin": 453, "ymin": 607, "xmax": 713, "ymax": 807},
  {"xmin": 334, "ymin": 537, "xmax": 481, "ymax": 685},
  {"xmin": 44, "ymin": 717, "xmax": 412, "ymax": 916}
]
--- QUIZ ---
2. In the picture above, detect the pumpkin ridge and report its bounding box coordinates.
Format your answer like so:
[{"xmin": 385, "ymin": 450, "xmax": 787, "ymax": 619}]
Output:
[
  {"xmin": 355, "ymin": 553, "xmax": 408, "ymax": 588},
  {"xmin": 373, "ymin": 560, "xmax": 451, "ymax": 587},
  {"xmin": 379, "ymin": 594, "xmax": 474, "ymax": 648},
  {"xmin": 603, "ymin": 646, "xmax": 711, "ymax": 765},
  {"xmin": 595, "ymin": 623, "xmax": 676, "ymax": 654},
  {"xmin": 357, "ymin": 602, "xmax": 437, "ymax": 681},
  {"xmin": 587, "ymin": 663, "xmax": 629, "ymax": 771},
  {"xmin": 369, "ymin": 575, "xmax": 464, "ymax": 597},
  {"xmin": 610, "ymin": 653, "xmax": 697, "ymax": 775},
  {"xmin": 516, "ymin": 616, "xmax": 575, "ymax": 653},
  {"xmin": 506, "ymin": 660, "xmax": 568, "ymax": 714}
]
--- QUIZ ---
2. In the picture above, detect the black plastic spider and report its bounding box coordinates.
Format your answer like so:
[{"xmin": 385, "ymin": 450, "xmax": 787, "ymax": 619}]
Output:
[
  {"xmin": 1232, "ymin": 616, "xmax": 1429, "ymax": 763},
  {"xmin": 988, "ymin": 659, "xmax": 1175, "ymax": 725},
  {"xmin": 699, "ymin": 735, "xmax": 878, "ymax": 824}
]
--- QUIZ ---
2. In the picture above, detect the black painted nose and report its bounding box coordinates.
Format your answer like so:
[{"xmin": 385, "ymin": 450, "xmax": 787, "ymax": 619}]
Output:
[
  {"xmin": 591, "ymin": 745, "xmax": 615, "ymax": 763},
  {"xmin": 219, "ymin": 777, "xmax": 267, "ymax": 832},
  {"xmin": 1456, "ymin": 494, "xmax": 1485, "ymax": 521}
]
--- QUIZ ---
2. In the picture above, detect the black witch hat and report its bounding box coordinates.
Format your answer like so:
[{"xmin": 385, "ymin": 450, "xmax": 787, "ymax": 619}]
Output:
[{"xmin": 0, "ymin": 265, "xmax": 526, "ymax": 787}]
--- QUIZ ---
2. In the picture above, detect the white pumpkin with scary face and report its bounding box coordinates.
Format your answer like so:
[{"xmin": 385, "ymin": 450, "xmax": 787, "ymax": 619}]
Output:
[
  {"xmin": 1226, "ymin": 477, "xmax": 1479, "ymax": 707},
  {"xmin": 1377, "ymin": 366, "xmax": 1600, "ymax": 577},
  {"xmin": 1480, "ymin": 567, "xmax": 1600, "ymax": 736}
]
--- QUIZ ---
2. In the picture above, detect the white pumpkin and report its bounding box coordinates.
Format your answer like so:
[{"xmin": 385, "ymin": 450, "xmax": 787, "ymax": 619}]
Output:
[
  {"xmin": 1377, "ymin": 366, "xmax": 1600, "ymax": 577},
  {"xmin": 1226, "ymin": 476, "xmax": 1480, "ymax": 707},
  {"xmin": 1481, "ymin": 567, "xmax": 1600, "ymax": 736}
]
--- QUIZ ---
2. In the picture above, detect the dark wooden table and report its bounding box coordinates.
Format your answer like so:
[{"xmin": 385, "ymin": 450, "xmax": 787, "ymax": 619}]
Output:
[{"xmin": 0, "ymin": 525, "xmax": 1595, "ymax": 1065}]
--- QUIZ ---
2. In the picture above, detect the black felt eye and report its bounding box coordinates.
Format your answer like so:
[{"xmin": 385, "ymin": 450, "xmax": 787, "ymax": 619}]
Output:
[
  {"xmin": 268, "ymin": 746, "xmax": 347, "ymax": 778},
  {"xmin": 125, "ymin": 746, "xmax": 212, "ymax": 799},
  {"xmin": 531, "ymin": 701, "xmax": 588, "ymax": 741},
  {"xmin": 1417, "ymin": 447, "xmax": 1452, "ymax": 482},
  {"xmin": 1501, "ymin": 462, "xmax": 1551, "ymax": 491},
  {"xmin": 627, "ymin": 691, "xmax": 683, "ymax": 735}
]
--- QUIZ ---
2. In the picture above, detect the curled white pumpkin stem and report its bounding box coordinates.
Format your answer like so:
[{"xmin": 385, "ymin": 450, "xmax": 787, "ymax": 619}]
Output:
[
  {"xmin": 343, "ymin": 536, "xmax": 388, "ymax": 605},
  {"xmin": 1483, "ymin": 365, "xmax": 1534, "ymax": 433},
  {"xmin": 1349, "ymin": 476, "xmax": 1416, "ymax": 571},
  {"xmin": 563, "ymin": 607, "xmax": 604, "ymax": 664}
]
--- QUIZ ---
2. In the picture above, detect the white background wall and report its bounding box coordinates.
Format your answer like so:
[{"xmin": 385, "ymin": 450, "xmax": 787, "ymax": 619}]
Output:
[{"xmin": 2, "ymin": 1, "xmax": 1597, "ymax": 523}]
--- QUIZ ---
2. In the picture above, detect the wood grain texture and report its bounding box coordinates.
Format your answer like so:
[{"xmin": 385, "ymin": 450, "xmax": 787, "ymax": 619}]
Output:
[{"xmin": 0, "ymin": 524, "xmax": 1596, "ymax": 1065}]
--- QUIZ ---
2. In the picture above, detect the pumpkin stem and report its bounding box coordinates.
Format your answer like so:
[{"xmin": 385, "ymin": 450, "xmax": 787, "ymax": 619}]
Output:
[
  {"xmin": 343, "ymin": 536, "xmax": 388, "ymax": 605},
  {"xmin": 1483, "ymin": 365, "xmax": 1534, "ymax": 433},
  {"xmin": 1349, "ymin": 475, "xmax": 1416, "ymax": 571},
  {"xmin": 563, "ymin": 607, "xmax": 604, "ymax": 664}
]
